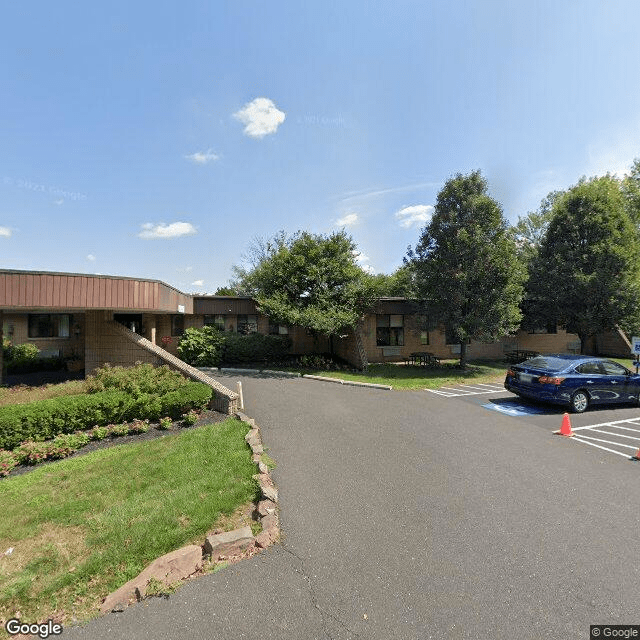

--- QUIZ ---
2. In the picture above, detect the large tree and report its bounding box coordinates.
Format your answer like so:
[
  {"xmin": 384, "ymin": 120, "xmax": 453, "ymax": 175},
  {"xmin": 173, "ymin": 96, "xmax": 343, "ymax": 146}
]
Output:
[
  {"xmin": 407, "ymin": 170, "xmax": 525, "ymax": 367},
  {"xmin": 525, "ymin": 175, "xmax": 640, "ymax": 352},
  {"xmin": 509, "ymin": 190, "xmax": 561, "ymax": 272},
  {"xmin": 234, "ymin": 230, "xmax": 377, "ymax": 369}
]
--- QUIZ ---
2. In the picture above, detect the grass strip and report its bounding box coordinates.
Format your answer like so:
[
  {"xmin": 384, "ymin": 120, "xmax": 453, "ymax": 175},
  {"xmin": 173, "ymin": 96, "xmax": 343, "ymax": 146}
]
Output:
[
  {"xmin": 288, "ymin": 359, "xmax": 510, "ymax": 390},
  {"xmin": 0, "ymin": 417, "xmax": 258, "ymax": 631}
]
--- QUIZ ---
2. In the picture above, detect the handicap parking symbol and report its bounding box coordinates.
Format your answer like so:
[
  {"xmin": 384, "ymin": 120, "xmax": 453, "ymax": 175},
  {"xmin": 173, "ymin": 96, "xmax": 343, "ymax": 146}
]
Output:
[{"xmin": 482, "ymin": 401, "xmax": 548, "ymax": 416}]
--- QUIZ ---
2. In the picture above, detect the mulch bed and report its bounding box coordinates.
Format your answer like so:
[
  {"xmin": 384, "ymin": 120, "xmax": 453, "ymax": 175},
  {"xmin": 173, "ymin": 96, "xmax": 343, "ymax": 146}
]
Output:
[{"xmin": 4, "ymin": 409, "xmax": 230, "ymax": 479}]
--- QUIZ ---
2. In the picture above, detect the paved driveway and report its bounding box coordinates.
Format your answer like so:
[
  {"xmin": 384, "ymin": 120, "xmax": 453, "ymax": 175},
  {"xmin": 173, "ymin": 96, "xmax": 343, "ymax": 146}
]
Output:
[{"xmin": 64, "ymin": 374, "xmax": 640, "ymax": 639}]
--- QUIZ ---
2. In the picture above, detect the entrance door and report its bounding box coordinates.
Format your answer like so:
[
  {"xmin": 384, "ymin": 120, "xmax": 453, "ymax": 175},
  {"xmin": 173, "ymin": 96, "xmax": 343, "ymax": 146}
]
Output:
[{"xmin": 114, "ymin": 314, "xmax": 143, "ymax": 334}]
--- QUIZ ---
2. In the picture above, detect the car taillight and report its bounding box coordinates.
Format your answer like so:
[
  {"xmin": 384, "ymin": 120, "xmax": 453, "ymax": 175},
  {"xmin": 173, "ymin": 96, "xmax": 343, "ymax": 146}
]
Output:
[
  {"xmin": 538, "ymin": 376, "xmax": 565, "ymax": 385},
  {"xmin": 506, "ymin": 369, "xmax": 516, "ymax": 377}
]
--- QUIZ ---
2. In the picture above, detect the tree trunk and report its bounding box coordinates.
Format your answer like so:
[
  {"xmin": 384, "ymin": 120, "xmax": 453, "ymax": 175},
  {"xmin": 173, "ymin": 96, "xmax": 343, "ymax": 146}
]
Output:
[
  {"xmin": 459, "ymin": 340, "xmax": 467, "ymax": 368},
  {"xmin": 354, "ymin": 321, "xmax": 368, "ymax": 371},
  {"xmin": 579, "ymin": 334, "xmax": 587, "ymax": 355}
]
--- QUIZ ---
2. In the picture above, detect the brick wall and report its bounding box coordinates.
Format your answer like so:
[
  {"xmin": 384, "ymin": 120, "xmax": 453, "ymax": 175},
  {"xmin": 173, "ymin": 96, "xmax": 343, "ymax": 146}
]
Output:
[
  {"xmin": 334, "ymin": 314, "xmax": 583, "ymax": 364},
  {"xmin": 85, "ymin": 311, "xmax": 160, "ymax": 373},
  {"xmin": 593, "ymin": 328, "xmax": 633, "ymax": 358}
]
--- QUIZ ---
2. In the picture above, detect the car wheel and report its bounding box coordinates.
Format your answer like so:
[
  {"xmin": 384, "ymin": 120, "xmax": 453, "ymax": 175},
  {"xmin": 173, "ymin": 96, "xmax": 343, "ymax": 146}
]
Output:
[{"xmin": 570, "ymin": 390, "xmax": 589, "ymax": 413}]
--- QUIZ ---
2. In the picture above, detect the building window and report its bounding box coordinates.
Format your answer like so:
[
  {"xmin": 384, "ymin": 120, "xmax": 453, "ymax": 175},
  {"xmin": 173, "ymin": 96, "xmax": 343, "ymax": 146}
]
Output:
[
  {"xmin": 171, "ymin": 315, "xmax": 185, "ymax": 337},
  {"xmin": 376, "ymin": 314, "xmax": 404, "ymax": 346},
  {"xmin": 204, "ymin": 314, "xmax": 225, "ymax": 331},
  {"xmin": 237, "ymin": 314, "xmax": 258, "ymax": 334},
  {"xmin": 28, "ymin": 314, "xmax": 71, "ymax": 338},
  {"xmin": 445, "ymin": 325, "xmax": 471, "ymax": 345},
  {"xmin": 420, "ymin": 331, "xmax": 429, "ymax": 345},
  {"xmin": 269, "ymin": 323, "xmax": 289, "ymax": 335}
]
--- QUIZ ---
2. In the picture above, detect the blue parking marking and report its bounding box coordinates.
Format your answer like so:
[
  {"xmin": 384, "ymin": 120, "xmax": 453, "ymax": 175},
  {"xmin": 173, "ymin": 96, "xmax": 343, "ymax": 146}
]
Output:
[{"xmin": 482, "ymin": 401, "xmax": 549, "ymax": 416}]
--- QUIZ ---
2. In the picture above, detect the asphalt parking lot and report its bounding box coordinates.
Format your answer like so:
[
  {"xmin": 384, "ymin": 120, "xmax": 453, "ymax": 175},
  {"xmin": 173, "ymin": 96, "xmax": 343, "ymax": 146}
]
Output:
[
  {"xmin": 434, "ymin": 381, "xmax": 640, "ymax": 463},
  {"xmin": 64, "ymin": 374, "xmax": 640, "ymax": 640}
]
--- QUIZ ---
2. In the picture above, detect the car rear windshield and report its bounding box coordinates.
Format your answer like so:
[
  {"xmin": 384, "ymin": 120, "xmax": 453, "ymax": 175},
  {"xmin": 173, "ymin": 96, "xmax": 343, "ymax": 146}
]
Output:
[{"xmin": 521, "ymin": 356, "xmax": 569, "ymax": 372}]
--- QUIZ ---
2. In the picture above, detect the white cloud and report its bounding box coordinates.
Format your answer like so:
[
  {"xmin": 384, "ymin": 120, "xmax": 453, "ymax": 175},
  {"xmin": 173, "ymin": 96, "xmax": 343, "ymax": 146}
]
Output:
[
  {"xmin": 354, "ymin": 251, "xmax": 375, "ymax": 274},
  {"xmin": 184, "ymin": 149, "xmax": 219, "ymax": 164},
  {"xmin": 86, "ymin": 254, "xmax": 96, "ymax": 261},
  {"xmin": 54, "ymin": 199, "xmax": 64, "ymax": 205},
  {"xmin": 336, "ymin": 212, "xmax": 359, "ymax": 227},
  {"xmin": 233, "ymin": 97, "xmax": 286, "ymax": 138},
  {"xmin": 191, "ymin": 279, "xmax": 204, "ymax": 286},
  {"xmin": 394, "ymin": 204, "xmax": 434, "ymax": 228},
  {"xmin": 0, "ymin": 227, "xmax": 11, "ymax": 238},
  {"xmin": 138, "ymin": 222, "xmax": 197, "ymax": 239}
]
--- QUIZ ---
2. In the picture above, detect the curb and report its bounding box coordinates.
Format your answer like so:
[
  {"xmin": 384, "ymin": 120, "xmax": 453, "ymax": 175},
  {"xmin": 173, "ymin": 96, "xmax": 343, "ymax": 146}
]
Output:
[
  {"xmin": 197, "ymin": 367, "xmax": 301, "ymax": 378},
  {"xmin": 302, "ymin": 374, "xmax": 392, "ymax": 390},
  {"xmin": 101, "ymin": 410, "xmax": 280, "ymax": 615}
]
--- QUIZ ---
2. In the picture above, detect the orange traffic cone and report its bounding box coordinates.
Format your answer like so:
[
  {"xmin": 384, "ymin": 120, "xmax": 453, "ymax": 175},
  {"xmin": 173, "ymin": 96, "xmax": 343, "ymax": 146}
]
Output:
[
  {"xmin": 559, "ymin": 413, "xmax": 574, "ymax": 437},
  {"xmin": 634, "ymin": 448, "xmax": 640, "ymax": 460}
]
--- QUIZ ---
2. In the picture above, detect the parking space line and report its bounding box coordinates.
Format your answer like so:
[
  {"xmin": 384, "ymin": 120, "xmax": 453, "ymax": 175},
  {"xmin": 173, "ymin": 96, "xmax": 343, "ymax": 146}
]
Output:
[
  {"xmin": 589, "ymin": 429, "xmax": 640, "ymax": 441},
  {"xmin": 571, "ymin": 417, "xmax": 640, "ymax": 431},
  {"xmin": 571, "ymin": 437, "xmax": 634, "ymax": 458},
  {"xmin": 571, "ymin": 434, "xmax": 639, "ymax": 450},
  {"xmin": 426, "ymin": 383, "xmax": 507, "ymax": 397}
]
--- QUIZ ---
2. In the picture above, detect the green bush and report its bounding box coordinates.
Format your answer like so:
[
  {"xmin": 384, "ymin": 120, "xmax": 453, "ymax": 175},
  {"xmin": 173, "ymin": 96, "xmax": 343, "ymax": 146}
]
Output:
[
  {"xmin": 85, "ymin": 363, "xmax": 191, "ymax": 396},
  {"xmin": 2, "ymin": 342, "xmax": 66, "ymax": 374},
  {"xmin": 88, "ymin": 426, "xmax": 109, "ymax": 441},
  {"xmin": 108, "ymin": 423, "xmax": 130, "ymax": 437},
  {"xmin": 4, "ymin": 342, "xmax": 40, "ymax": 366},
  {"xmin": 0, "ymin": 382, "xmax": 212, "ymax": 450},
  {"xmin": 0, "ymin": 449, "xmax": 17, "ymax": 476},
  {"xmin": 129, "ymin": 418, "xmax": 150, "ymax": 434},
  {"xmin": 182, "ymin": 410, "xmax": 199, "ymax": 426},
  {"xmin": 158, "ymin": 416, "xmax": 173, "ymax": 430},
  {"xmin": 177, "ymin": 326, "xmax": 225, "ymax": 367},
  {"xmin": 222, "ymin": 333, "xmax": 292, "ymax": 364}
]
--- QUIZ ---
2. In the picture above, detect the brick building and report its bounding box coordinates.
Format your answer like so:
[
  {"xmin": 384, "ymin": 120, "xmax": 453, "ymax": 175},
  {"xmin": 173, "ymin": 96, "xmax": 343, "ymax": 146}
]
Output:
[{"xmin": 0, "ymin": 269, "xmax": 632, "ymax": 382}]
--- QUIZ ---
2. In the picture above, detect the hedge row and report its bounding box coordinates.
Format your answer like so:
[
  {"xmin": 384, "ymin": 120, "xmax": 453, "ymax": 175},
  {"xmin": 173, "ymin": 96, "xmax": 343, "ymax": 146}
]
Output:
[{"xmin": 0, "ymin": 382, "xmax": 212, "ymax": 450}]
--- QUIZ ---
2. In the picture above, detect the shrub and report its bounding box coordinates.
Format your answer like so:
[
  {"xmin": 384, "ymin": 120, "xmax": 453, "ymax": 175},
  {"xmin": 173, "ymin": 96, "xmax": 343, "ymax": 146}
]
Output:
[
  {"xmin": 182, "ymin": 410, "xmax": 199, "ymax": 426},
  {"xmin": 129, "ymin": 418, "xmax": 150, "ymax": 434},
  {"xmin": 0, "ymin": 449, "xmax": 17, "ymax": 476},
  {"xmin": 222, "ymin": 334, "xmax": 292, "ymax": 364},
  {"xmin": 177, "ymin": 326, "xmax": 225, "ymax": 367},
  {"xmin": 85, "ymin": 363, "xmax": 191, "ymax": 396},
  {"xmin": 0, "ymin": 382, "xmax": 212, "ymax": 450},
  {"xmin": 108, "ymin": 423, "xmax": 130, "ymax": 437},
  {"xmin": 4, "ymin": 342, "xmax": 40, "ymax": 367},
  {"xmin": 158, "ymin": 416, "xmax": 173, "ymax": 430},
  {"xmin": 14, "ymin": 441, "xmax": 51, "ymax": 465},
  {"xmin": 89, "ymin": 426, "xmax": 109, "ymax": 441}
]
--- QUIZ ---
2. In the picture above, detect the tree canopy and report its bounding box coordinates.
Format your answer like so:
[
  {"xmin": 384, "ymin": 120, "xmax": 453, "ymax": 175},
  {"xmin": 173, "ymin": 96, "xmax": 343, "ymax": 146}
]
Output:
[
  {"xmin": 233, "ymin": 230, "xmax": 378, "ymax": 338},
  {"xmin": 525, "ymin": 175, "xmax": 640, "ymax": 351},
  {"xmin": 407, "ymin": 170, "xmax": 525, "ymax": 366}
]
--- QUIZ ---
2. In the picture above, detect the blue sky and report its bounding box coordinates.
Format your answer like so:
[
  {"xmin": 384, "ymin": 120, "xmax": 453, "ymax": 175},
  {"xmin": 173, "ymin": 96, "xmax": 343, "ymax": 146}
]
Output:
[{"xmin": 2, "ymin": 1, "xmax": 640, "ymax": 293}]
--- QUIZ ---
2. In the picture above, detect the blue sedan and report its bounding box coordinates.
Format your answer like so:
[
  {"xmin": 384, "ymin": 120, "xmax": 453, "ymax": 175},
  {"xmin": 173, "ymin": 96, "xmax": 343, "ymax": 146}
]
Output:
[{"xmin": 504, "ymin": 354, "xmax": 640, "ymax": 413}]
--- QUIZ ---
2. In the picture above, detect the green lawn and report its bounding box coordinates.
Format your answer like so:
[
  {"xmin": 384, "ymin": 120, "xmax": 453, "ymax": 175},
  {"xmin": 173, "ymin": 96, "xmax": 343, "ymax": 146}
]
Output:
[
  {"xmin": 297, "ymin": 360, "xmax": 511, "ymax": 390},
  {"xmin": 0, "ymin": 418, "xmax": 258, "ymax": 630}
]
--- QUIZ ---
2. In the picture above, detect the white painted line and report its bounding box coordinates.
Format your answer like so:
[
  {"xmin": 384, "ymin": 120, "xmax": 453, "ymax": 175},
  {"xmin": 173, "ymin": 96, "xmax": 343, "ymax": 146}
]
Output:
[
  {"xmin": 571, "ymin": 417, "xmax": 640, "ymax": 432},
  {"xmin": 602, "ymin": 424, "xmax": 640, "ymax": 433},
  {"xmin": 589, "ymin": 429, "xmax": 640, "ymax": 441},
  {"xmin": 463, "ymin": 383, "xmax": 505, "ymax": 390},
  {"xmin": 458, "ymin": 384, "xmax": 504, "ymax": 392},
  {"xmin": 571, "ymin": 437, "xmax": 635, "ymax": 458},
  {"xmin": 570, "ymin": 434, "xmax": 638, "ymax": 450}
]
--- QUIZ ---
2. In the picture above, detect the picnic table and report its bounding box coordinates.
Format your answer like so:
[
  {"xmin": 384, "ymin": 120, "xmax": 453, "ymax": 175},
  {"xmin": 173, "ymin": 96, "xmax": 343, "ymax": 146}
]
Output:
[
  {"xmin": 504, "ymin": 349, "xmax": 539, "ymax": 364},
  {"xmin": 405, "ymin": 352, "xmax": 441, "ymax": 367}
]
